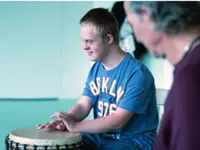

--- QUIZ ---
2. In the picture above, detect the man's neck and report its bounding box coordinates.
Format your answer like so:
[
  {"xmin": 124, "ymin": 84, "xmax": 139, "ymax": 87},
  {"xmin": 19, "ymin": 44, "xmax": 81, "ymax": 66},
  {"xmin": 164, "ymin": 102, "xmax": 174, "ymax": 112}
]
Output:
[
  {"xmin": 101, "ymin": 45, "xmax": 127, "ymax": 70},
  {"xmin": 167, "ymin": 32, "xmax": 200, "ymax": 65}
]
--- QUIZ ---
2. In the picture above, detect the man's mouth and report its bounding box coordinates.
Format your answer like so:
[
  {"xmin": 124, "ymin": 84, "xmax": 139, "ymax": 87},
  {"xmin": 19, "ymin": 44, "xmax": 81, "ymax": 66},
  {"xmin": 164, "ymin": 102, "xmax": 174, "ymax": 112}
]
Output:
[{"xmin": 88, "ymin": 52, "xmax": 93, "ymax": 56}]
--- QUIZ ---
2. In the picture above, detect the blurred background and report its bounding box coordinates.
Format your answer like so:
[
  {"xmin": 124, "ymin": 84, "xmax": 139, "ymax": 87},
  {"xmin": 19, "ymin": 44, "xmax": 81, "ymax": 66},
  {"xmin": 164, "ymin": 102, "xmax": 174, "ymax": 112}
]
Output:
[{"xmin": 0, "ymin": 1, "xmax": 173, "ymax": 149}]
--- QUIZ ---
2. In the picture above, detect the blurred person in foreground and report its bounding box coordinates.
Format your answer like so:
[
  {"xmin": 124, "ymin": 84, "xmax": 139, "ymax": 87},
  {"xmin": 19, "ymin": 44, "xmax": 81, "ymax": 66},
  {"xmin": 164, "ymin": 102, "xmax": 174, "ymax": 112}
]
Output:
[{"xmin": 124, "ymin": 1, "xmax": 200, "ymax": 150}]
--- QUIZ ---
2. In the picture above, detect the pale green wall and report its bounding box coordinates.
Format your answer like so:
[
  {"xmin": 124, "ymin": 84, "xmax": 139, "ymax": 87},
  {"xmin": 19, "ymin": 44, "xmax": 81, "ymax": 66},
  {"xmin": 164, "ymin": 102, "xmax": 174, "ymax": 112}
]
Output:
[
  {"xmin": 0, "ymin": 2, "xmax": 93, "ymax": 149},
  {"xmin": 0, "ymin": 2, "xmax": 62, "ymax": 98},
  {"xmin": 0, "ymin": 2, "xmax": 92, "ymax": 98}
]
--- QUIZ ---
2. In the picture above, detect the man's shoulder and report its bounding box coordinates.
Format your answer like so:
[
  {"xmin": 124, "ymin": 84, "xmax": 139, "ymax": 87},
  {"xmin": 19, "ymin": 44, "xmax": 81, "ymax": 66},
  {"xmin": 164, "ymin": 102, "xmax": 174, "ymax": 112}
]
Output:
[
  {"xmin": 119, "ymin": 55, "xmax": 154, "ymax": 83},
  {"xmin": 89, "ymin": 62, "xmax": 101, "ymax": 73},
  {"xmin": 176, "ymin": 60, "xmax": 200, "ymax": 81},
  {"xmin": 126, "ymin": 54, "xmax": 151, "ymax": 71},
  {"xmin": 123, "ymin": 54, "xmax": 141, "ymax": 71},
  {"xmin": 129, "ymin": 59, "xmax": 154, "ymax": 80}
]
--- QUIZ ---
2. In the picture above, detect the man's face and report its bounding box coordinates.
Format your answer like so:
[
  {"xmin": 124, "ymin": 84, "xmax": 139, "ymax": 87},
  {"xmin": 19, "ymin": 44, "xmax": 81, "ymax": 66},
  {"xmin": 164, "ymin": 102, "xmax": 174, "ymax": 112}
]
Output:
[
  {"xmin": 124, "ymin": 2, "xmax": 166, "ymax": 59},
  {"xmin": 80, "ymin": 24, "xmax": 108, "ymax": 62}
]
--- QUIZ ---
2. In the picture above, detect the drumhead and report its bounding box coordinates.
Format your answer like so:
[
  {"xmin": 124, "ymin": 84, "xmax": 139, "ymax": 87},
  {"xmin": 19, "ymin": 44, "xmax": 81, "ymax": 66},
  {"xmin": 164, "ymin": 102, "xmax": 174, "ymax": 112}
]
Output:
[{"xmin": 9, "ymin": 127, "xmax": 82, "ymax": 146}]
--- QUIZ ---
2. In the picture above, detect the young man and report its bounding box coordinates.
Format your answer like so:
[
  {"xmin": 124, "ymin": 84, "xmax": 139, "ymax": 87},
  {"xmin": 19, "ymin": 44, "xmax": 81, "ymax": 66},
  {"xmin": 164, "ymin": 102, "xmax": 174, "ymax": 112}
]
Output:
[
  {"xmin": 37, "ymin": 8, "xmax": 158, "ymax": 150},
  {"xmin": 124, "ymin": 1, "xmax": 200, "ymax": 150}
]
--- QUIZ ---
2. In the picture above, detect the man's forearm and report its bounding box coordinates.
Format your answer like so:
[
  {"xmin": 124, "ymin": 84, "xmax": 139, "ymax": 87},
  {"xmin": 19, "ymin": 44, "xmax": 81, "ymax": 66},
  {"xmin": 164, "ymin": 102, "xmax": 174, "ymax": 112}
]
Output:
[
  {"xmin": 72, "ymin": 114, "xmax": 124, "ymax": 133},
  {"xmin": 67, "ymin": 103, "xmax": 90, "ymax": 122}
]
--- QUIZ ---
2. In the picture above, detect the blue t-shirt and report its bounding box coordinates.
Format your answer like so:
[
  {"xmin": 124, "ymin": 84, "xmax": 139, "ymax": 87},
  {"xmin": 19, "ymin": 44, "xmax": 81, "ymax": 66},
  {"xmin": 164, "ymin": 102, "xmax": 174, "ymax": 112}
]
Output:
[{"xmin": 83, "ymin": 53, "xmax": 158, "ymax": 146}]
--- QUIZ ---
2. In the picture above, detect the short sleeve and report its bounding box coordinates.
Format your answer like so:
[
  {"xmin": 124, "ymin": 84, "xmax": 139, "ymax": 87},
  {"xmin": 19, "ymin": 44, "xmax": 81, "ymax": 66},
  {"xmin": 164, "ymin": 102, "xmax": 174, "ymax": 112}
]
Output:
[{"xmin": 118, "ymin": 68, "xmax": 156, "ymax": 114}]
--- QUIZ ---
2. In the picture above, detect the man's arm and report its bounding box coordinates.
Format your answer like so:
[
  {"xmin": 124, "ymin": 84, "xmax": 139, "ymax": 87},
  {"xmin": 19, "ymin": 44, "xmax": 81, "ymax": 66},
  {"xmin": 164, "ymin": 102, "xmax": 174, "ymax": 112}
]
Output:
[
  {"xmin": 65, "ymin": 95, "xmax": 92, "ymax": 122},
  {"xmin": 37, "ymin": 95, "xmax": 92, "ymax": 130},
  {"xmin": 155, "ymin": 67, "xmax": 200, "ymax": 150},
  {"xmin": 173, "ymin": 68, "xmax": 200, "ymax": 150},
  {"xmin": 51, "ymin": 107, "xmax": 133, "ymax": 133},
  {"xmin": 72, "ymin": 107, "xmax": 133, "ymax": 133},
  {"xmin": 70, "ymin": 68, "xmax": 153, "ymax": 133},
  {"xmin": 52, "ymin": 68, "xmax": 153, "ymax": 133}
]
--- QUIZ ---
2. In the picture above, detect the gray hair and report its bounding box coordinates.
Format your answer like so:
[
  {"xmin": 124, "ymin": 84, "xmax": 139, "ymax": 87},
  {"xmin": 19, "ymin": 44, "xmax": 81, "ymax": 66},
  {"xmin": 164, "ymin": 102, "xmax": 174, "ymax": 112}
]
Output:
[{"xmin": 128, "ymin": 1, "xmax": 200, "ymax": 34}]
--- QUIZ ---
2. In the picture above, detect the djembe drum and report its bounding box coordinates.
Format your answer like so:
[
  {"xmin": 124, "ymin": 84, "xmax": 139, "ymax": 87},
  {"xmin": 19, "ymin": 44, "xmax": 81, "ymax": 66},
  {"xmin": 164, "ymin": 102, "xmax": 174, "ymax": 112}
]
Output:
[{"xmin": 5, "ymin": 127, "xmax": 83, "ymax": 150}]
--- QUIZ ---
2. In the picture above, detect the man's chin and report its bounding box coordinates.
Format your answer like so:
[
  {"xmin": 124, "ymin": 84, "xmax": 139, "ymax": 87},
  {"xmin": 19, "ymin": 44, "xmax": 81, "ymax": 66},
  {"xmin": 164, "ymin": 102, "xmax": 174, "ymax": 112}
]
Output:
[
  {"xmin": 154, "ymin": 54, "xmax": 165, "ymax": 59},
  {"xmin": 89, "ymin": 57, "xmax": 97, "ymax": 62},
  {"xmin": 153, "ymin": 52, "xmax": 166, "ymax": 59}
]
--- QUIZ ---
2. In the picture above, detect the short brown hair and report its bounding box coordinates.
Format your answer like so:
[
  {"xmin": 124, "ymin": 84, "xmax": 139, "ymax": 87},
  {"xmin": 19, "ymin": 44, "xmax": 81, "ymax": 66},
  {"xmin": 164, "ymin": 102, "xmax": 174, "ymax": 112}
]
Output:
[{"xmin": 80, "ymin": 8, "xmax": 120, "ymax": 44}]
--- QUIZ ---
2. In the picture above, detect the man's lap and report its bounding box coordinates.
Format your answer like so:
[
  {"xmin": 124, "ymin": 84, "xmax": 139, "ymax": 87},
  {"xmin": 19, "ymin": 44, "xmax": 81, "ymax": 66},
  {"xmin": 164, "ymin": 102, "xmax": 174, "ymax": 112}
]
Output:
[{"xmin": 81, "ymin": 132, "xmax": 155, "ymax": 150}]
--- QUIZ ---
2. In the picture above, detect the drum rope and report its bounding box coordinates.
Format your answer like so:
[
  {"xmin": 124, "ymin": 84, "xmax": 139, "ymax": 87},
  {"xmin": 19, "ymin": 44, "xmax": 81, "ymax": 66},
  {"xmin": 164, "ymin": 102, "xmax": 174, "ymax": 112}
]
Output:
[{"xmin": 5, "ymin": 135, "xmax": 9, "ymax": 150}]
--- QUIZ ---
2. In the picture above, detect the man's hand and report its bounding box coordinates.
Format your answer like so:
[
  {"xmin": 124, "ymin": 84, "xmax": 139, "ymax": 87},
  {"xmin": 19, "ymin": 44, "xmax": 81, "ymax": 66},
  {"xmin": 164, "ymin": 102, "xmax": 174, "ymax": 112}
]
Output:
[
  {"xmin": 50, "ymin": 112, "xmax": 77, "ymax": 132},
  {"xmin": 36, "ymin": 120, "xmax": 67, "ymax": 131}
]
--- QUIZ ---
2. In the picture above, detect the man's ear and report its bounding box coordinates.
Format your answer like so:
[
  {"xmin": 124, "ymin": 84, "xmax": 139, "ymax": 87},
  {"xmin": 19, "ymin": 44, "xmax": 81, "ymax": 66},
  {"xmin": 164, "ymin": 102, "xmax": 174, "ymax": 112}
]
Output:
[
  {"xmin": 106, "ymin": 34, "xmax": 114, "ymax": 45},
  {"xmin": 140, "ymin": 6, "xmax": 151, "ymax": 22}
]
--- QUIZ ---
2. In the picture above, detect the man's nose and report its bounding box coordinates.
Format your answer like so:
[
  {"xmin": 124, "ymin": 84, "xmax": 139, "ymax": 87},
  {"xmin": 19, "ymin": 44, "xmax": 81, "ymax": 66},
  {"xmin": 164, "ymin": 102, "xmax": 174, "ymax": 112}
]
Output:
[{"xmin": 83, "ymin": 42, "xmax": 90, "ymax": 50}]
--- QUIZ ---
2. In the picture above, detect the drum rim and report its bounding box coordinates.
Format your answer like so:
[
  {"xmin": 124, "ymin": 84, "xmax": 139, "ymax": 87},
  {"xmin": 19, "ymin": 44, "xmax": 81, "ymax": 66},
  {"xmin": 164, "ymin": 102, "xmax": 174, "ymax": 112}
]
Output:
[{"xmin": 9, "ymin": 128, "xmax": 82, "ymax": 146}]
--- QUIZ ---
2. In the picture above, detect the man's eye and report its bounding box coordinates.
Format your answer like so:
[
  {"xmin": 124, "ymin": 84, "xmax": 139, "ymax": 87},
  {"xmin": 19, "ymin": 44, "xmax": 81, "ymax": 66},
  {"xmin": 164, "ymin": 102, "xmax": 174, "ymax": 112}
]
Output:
[{"xmin": 87, "ymin": 40, "xmax": 93, "ymax": 44}]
